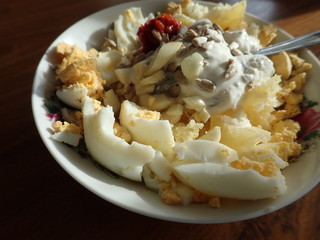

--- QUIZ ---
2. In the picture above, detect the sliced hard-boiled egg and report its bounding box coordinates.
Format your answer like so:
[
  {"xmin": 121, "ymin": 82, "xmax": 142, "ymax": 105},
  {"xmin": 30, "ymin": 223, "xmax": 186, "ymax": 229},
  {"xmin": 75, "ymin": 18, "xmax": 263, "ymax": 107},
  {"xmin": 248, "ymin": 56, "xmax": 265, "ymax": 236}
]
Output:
[
  {"xmin": 171, "ymin": 139, "xmax": 286, "ymax": 199},
  {"xmin": 119, "ymin": 100, "xmax": 175, "ymax": 157},
  {"xmin": 114, "ymin": 7, "xmax": 153, "ymax": 55},
  {"xmin": 96, "ymin": 50, "xmax": 122, "ymax": 72},
  {"xmin": 82, "ymin": 97, "xmax": 156, "ymax": 181},
  {"xmin": 173, "ymin": 140, "xmax": 238, "ymax": 164},
  {"xmin": 219, "ymin": 125, "xmax": 271, "ymax": 155},
  {"xmin": 198, "ymin": 126, "xmax": 221, "ymax": 142},
  {"xmin": 171, "ymin": 162, "xmax": 287, "ymax": 199},
  {"xmin": 56, "ymin": 84, "xmax": 88, "ymax": 109},
  {"xmin": 103, "ymin": 89, "xmax": 121, "ymax": 114},
  {"xmin": 51, "ymin": 132, "xmax": 81, "ymax": 147},
  {"xmin": 246, "ymin": 143, "xmax": 289, "ymax": 169},
  {"xmin": 142, "ymin": 150, "xmax": 172, "ymax": 191},
  {"xmin": 96, "ymin": 50, "xmax": 123, "ymax": 84}
]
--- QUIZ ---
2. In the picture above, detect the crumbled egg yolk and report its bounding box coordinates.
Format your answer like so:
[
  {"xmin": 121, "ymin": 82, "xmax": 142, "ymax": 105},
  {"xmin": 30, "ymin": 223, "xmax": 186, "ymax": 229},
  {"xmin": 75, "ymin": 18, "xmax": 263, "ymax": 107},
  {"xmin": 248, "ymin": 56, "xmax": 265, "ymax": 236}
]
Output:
[
  {"xmin": 173, "ymin": 120, "xmax": 204, "ymax": 143},
  {"xmin": 230, "ymin": 157, "xmax": 278, "ymax": 177},
  {"xmin": 56, "ymin": 42, "xmax": 98, "ymax": 73},
  {"xmin": 113, "ymin": 122, "xmax": 132, "ymax": 142},
  {"xmin": 160, "ymin": 187, "xmax": 182, "ymax": 205},
  {"xmin": 52, "ymin": 121, "xmax": 82, "ymax": 136},
  {"xmin": 271, "ymin": 119, "xmax": 300, "ymax": 142},
  {"xmin": 57, "ymin": 59, "xmax": 105, "ymax": 100},
  {"xmin": 55, "ymin": 43, "xmax": 106, "ymax": 102}
]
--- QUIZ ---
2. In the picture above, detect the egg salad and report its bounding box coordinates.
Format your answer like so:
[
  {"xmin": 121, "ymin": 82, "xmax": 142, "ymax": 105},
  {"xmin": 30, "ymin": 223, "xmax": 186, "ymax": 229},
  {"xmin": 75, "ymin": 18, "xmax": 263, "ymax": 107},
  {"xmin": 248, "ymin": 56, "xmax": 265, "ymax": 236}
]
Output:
[{"xmin": 50, "ymin": 0, "xmax": 312, "ymax": 207}]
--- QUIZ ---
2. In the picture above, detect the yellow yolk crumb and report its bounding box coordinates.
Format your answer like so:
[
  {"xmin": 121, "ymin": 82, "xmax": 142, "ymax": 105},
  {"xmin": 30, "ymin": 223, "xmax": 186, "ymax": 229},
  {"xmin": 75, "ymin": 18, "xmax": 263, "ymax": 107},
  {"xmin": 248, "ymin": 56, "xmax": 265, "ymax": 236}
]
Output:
[
  {"xmin": 230, "ymin": 157, "xmax": 278, "ymax": 177},
  {"xmin": 173, "ymin": 120, "xmax": 204, "ymax": 143},
  {"xmin": 113, "ymin": 122, "xmax": 132, "ymax": 142},
  {"xmin": 160, "ymin": 187, "xmax": 182, "ymax": 205},
  {"xmin": 52, "ymin": 121, "xmax": 82, "ymax": 136},
  {"xmin": 57, "ymin": 59, "xmax": 106, "ymax": 100},
  {"xmin": 56, "ymin": 42, "xmax": 98, "ymax": 73},
  {"xmin": 271, "ymin": 119, "xmax": 300, "ymax": 142}
]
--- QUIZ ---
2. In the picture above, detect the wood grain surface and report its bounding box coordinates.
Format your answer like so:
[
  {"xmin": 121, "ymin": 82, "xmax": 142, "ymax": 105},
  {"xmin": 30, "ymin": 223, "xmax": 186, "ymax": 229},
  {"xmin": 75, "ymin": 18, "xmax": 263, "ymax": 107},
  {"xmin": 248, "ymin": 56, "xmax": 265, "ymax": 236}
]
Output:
[{"xmin": 1, "ymin": 0, "xmax": 319, "ymax": 239}]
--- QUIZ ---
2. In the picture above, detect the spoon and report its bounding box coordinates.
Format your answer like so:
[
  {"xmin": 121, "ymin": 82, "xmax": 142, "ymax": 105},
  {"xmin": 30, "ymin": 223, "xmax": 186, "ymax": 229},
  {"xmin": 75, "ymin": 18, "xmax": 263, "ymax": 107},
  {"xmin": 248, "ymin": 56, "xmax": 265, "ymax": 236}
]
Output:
[{"xmin": 251, "ymin": 30, "xmax": 320, "ymax": 55}]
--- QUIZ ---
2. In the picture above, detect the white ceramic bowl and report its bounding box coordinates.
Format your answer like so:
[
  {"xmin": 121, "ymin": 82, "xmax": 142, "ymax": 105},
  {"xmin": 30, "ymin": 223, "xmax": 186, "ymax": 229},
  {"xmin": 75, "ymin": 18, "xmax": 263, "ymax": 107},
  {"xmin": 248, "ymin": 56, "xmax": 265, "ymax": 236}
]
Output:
[{"xmin": 32, "ymin": 0, "xmax": 320, "ymax": 223}]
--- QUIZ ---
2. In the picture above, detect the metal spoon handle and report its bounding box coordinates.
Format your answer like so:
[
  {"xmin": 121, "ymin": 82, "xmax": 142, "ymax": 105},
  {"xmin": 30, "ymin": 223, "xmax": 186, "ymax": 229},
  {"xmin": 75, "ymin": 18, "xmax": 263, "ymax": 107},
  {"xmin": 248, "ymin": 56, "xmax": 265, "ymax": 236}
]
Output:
[{"xmin": 251, "ymin": 30, "xmax": 320, "ymax": 55}]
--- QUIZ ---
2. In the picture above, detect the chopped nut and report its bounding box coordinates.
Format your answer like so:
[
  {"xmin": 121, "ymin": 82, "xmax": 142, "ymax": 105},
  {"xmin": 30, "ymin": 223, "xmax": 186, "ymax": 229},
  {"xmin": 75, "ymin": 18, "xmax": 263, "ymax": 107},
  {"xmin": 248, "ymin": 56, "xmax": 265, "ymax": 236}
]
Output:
[
  {"xmin": 192, "ymin": 36, "xmax": 208, "ymax": 48},
  {"xmin": 152, "ymin": 29, "xmax": 162, "ymax": 42},
  {"xmin": 231, "ymin": 48, "xmax": 243, "ymax": 56},
  {"xmin": 195, "ymin": 78, "xmax": 216, "ymax": 92},
  {"xmin": 101, "ymin": 37, "xmax": 117, "ymax": 52},
  {"xmin": 184, "ymin": 29, "xmax": 198, "ymax": 42},
  {"xmin": 166, "ymin": 84, "xmax": 181, "ymax": 97},
  {"xmin": 171, "ymin": 33, "xmax": 184, "ymax": 41},
  {"xmin": 212, "ymin": 22, "xmax": 224, "ymax": 33},
  {"xmin": 154, "ymin": 78, "xmax": 177, "ymax": 94},
  {"xmin": 173, "ymin": 70, "xmax": 188, "ymax": 84},
  {"xmin": 206, "ymin": 29, "xmax": 222, "ymax": 42},
  {"xmin": 162, "ymin": 33, "xmax": 170, "ymax": 43},
  {"xmin": 198, "ymin": 24, "xmax": 210, "ymax": 36},
  {"xmin": 224, "ymin": 59, "xmax": 237, "ymax": 79},
  {"xmin": 188, "ymin": 28, "xmax": 198, "ymax": 37}
]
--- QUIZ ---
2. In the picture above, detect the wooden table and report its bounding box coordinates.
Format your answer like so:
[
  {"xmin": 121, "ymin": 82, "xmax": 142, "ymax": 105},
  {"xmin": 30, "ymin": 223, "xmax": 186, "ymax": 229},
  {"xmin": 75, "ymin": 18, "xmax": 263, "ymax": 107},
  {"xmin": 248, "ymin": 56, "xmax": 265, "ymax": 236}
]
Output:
[{"xmin": 1, "ymin": 0, "xmax": 319, "ymax": 239}]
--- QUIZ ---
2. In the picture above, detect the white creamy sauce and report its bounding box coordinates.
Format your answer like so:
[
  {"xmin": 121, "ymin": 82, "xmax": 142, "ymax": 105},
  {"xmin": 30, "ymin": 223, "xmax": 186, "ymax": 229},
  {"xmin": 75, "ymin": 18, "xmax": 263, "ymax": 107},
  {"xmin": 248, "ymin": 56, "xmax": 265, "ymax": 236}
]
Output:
[
  {"xmin": 176, "ymin": 20, "xmax": 275, "ymax": 114},
  {"xmin": 223, "ymin": 29, "xmax": 261, "ymax": 53}
]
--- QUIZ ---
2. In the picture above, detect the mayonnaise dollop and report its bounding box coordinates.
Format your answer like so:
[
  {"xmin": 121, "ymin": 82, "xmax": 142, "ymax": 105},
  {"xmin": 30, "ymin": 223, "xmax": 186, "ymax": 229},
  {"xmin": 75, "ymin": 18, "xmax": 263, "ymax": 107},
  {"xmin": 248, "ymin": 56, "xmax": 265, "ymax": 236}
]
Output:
[{"xmin": 175, "ymin": 20, "xmax": 275, "ymax": 114}]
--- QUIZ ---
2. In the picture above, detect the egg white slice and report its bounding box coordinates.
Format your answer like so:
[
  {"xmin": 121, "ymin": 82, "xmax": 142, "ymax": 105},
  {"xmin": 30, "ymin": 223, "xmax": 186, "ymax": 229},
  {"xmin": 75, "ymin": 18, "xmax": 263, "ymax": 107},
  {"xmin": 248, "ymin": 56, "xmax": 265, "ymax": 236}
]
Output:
[
  {"xmin": 114, "ymin": 7, "xmax": 154, "ymax": 55},
  {"xmin": 171, "ymin": 162, "xmax": 287, "ymax": 199},
  {"xmin": 173, "ymin": 140, "xmax": 238, "ymax": 164},
  {"xmin": 56, "ymin": 85, "xmax": 88, "ymax": 109},
  {"xmin": 51, "ymin": 132, "xmax": 81, "ymax": 147},
  {"xmin": 119, "ymin": 100, "xmax": 175, "ymax": 158},
  {"xmin": 82, "ymin": 97, "xmax": 156, "ymax": 181},
  {"xmin": 142, "ymin": 150, "xmax": 172, "ymax": 191}
]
